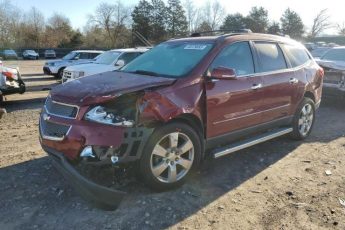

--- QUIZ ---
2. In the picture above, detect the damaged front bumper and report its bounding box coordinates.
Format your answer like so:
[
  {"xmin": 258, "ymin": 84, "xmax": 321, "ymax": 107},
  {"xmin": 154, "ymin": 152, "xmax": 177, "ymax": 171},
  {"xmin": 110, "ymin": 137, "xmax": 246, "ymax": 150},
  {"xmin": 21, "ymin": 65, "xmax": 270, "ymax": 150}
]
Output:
[
  {"xmin": 39, "ymin": 99, "xmax": 154, "ymax": 209},
  {"xmin": 42, "ymin": 145, "xmax": 125, "ymax": 210}
]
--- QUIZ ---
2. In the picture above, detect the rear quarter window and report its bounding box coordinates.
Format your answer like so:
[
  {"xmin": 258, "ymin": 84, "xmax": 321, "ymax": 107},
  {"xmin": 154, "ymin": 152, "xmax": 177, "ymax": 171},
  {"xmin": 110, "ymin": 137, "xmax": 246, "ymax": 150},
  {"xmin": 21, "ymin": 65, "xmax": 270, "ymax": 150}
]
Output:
[
  {"xmin": 281, "ymin": 44, "xmax": 311, "ymax": 67},
  {"xmin": 254, "ymin": 42, "xmax": 287, "ymax": 72}
]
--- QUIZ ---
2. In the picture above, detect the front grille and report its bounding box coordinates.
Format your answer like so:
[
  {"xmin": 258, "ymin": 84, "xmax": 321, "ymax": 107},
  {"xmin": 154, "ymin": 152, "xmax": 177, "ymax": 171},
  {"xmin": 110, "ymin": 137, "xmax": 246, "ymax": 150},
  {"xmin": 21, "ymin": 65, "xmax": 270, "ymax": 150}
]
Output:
[
  {"xmin": 40, "ymin": 115, "xmax": 71, "ymax": 140},
  {"xmin": 45, "ymin": 96, "xmax": 78, "ymax": 119}
]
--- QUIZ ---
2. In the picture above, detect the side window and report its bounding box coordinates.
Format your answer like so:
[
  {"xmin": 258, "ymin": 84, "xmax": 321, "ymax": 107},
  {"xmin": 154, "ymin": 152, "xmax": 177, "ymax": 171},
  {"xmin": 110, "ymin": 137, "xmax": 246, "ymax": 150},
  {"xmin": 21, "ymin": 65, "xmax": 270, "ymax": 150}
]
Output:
[
  {"xmin": 79, "ymin": 53, "xmax": 89, "ymax": 59},
  {"xmin": 210, "ymin": 42, "xmax": 255, "ymax": 76},
  {"xmin": 118, "ymin": 52, "xmax": 140, "ymax": 65},
  {"xmin": 89, "ymin": 53, "xmax": 101, "ymax": 59},
  {"xmin": 281, "ymin": 44, "xmax": 311, "ymax": 67},
  {"xmin": 255, "ymin": 42, "xmax": 287, "ymax": 72}
]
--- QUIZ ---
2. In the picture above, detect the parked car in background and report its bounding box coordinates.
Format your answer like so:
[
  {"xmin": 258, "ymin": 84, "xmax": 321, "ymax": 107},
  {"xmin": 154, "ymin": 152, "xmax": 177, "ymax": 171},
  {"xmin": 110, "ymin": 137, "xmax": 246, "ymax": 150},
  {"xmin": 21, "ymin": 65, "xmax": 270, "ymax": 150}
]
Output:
[
  {"xmin": 310, "ymin": 47, "xmax": 331, "ymax": 58},
  {"xmin": 0, "ymin": 49, "xmax": 18, "ymax": 60},
  {"xmin": 0, "ymin": 60, "xmax": 25, "ymax": 102},
  {"xmin": 39, "ymin": 32, "xmax": 323, "ymax": 209},
  {"xmin": 44, "ymin": 50, "xmax": 56, "ymax": 59},
  {"xmin": 22, "ymin": 50, "xmax": 39, "ymax": 60},
  {"xmin": 315, "ymin": 47, "xmax": 345, "ymax": 99},
  {"xmin": 43, "ymin": 50, "xmax": 103, "ymax": 78},
  {"xmin": 62, "ymin": 48, "xmax": 149, "ymax": 83}
]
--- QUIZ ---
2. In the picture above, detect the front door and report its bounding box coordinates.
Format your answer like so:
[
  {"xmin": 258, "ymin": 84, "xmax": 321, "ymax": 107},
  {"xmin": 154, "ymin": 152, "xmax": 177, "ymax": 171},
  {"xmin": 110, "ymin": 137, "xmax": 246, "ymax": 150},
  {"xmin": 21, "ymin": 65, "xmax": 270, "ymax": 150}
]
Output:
[{"xmin": 206, "ymin": 41, "xmax": 264, "ymax": 138}]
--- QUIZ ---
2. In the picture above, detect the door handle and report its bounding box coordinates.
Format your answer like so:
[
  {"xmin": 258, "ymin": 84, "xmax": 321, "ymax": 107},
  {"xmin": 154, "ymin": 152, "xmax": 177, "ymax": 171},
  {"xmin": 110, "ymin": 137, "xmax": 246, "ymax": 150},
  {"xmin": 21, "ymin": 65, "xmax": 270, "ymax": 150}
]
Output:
[
  {"xmin": 289, "ymin": 78, "xmax": 299, "ymax": 84},
  {"xmin": 251, "ymin": 83, "xmax": 262, "ymax": 90}
]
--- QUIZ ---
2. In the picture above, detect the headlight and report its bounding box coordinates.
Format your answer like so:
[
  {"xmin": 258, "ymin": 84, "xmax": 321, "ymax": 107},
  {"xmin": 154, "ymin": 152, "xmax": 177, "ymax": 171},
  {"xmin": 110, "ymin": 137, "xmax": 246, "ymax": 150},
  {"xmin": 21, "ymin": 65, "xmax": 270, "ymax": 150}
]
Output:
[
  {"xmin": 47, "ymin": 62, "xmax": 55, "ymax": 66},
  {"xmin": 85, "ymin": 106, "xmax": 134, "ymax": 127}
]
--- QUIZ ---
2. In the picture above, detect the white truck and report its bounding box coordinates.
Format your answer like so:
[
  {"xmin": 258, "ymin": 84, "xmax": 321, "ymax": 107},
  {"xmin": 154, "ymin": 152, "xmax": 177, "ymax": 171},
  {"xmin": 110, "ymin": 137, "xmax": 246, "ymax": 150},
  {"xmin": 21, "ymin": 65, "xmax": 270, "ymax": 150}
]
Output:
[
  {"xmin": 62, "ymin": 48, "xmax": 149, "ymax": 84},
  {"xmin": 43, "ymin": 50, "xmax": 104, "ymax": 79}
]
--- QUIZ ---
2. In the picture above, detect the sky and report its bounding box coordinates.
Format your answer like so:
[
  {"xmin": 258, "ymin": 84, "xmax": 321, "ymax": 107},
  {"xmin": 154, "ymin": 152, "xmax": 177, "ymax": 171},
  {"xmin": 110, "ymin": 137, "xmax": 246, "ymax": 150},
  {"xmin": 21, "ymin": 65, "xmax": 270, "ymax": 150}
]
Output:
[{"xmin": 10, "ymin": 0, "xmax": 345, "ymax": 34}]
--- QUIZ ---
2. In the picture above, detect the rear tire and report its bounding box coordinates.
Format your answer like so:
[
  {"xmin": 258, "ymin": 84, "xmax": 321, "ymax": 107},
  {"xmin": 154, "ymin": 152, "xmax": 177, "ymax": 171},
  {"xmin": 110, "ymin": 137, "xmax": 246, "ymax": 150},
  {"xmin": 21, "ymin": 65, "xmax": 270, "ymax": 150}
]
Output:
[
  {"xmin": 139, "ymin": 122, "xmax": 201, "ymax": 191},
  {"xmin": 290, "ymin": 97, "xmax": 315, "ymax": 140}
]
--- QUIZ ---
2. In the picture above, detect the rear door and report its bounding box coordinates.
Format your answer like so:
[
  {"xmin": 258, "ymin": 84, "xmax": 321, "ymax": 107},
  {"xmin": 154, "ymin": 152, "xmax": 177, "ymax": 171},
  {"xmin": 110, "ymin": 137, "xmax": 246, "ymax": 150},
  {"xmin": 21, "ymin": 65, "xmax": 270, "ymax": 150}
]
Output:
[
  {"xmin": 253, "ymin": 41, "xmax": 298, "ymax": 123},
  {"xmin": 280, "ymin": 43, "xmax": 314, "ymax": 111},
  {"xmin": 206, "ymin": 41, "xmax": 264, "ymax": 138}
]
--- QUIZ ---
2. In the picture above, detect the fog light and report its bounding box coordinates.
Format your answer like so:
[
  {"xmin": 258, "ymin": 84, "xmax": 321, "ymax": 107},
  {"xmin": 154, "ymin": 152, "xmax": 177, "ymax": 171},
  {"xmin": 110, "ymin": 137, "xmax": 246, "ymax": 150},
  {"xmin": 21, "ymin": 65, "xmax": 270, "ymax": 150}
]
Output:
[{"xmin": 80, "ymin": 146, "xmax": 96, "ymax": 158}]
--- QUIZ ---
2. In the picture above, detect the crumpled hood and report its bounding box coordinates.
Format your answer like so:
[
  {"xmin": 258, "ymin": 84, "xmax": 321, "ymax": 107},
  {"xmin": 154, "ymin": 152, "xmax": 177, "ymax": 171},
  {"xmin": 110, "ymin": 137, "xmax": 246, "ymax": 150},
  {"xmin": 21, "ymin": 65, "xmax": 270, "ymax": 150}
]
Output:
[
  {"xmin": 51, "ymin": 71, "xmax": 175, "ymax": 106},
  {"xmin": 316, "ymin": 59, "xmax": 345, "ymax": 71}
]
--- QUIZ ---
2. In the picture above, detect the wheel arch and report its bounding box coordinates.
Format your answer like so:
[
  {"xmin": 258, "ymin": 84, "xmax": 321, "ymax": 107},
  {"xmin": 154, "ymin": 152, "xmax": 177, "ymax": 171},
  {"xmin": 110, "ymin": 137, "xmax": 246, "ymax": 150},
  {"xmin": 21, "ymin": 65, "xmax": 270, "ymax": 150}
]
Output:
[
  {"xmin": 168, "ymin": 113, "xmax": 206, "ymax": 158},
  {"xmin": 304, "ymin": 91, "xmax": 315, "ymax": 102}
]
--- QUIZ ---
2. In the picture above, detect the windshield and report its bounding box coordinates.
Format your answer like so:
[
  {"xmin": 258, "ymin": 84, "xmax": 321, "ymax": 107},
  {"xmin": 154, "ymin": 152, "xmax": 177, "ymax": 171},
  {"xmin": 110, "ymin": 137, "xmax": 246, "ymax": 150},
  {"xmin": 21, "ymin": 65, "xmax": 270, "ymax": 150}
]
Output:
[
  {"xmin": 26, "ymin": 50, "xmax": 36, "ymax": 54},
  {"xmin": 321, "ymin": 49, "xmax": 345, "ymax": 61},
  {"xmin": 46, "ymin": 50, "xmax": 54, "ymax": 53},
  {"xmin": 94, "ymin": 51, "xmax": 121, "ymax": 65},
  {"xmin": 5, "ymin": 50, "xmax": 16, "ymax": 54},
  {"xmin": 62, "ymin": 52, "xmax": 77, "ymax": 60},
  {"xmin": 122, "ymin": 42, "xmax": 214, "ymax": 78}
]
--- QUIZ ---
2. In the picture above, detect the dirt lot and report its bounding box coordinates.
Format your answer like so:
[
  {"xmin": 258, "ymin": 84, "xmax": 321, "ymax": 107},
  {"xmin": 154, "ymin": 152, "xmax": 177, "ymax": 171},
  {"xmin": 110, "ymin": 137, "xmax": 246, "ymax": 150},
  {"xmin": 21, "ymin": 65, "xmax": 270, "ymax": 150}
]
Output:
[{"xmin": 0, "ymin": 61, "xmax": 344, "ymax": 230}]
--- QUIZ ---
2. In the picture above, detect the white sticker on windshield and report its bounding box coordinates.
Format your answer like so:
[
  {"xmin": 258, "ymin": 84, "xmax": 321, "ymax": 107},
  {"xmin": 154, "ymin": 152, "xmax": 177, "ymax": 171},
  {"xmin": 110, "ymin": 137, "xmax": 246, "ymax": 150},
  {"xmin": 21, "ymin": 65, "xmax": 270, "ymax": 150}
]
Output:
[{"xmin": 184, "ymin": 44, "xmax": 207, "ymax": 50}]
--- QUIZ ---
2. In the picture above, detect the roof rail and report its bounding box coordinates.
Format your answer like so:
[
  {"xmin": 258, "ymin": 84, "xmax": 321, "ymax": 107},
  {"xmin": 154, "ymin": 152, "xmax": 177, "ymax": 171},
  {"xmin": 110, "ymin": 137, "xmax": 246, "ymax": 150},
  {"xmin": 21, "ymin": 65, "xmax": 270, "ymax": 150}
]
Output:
[{"xmin": 190, "ymin": 29, "xmax": 252, "ymax": 37}]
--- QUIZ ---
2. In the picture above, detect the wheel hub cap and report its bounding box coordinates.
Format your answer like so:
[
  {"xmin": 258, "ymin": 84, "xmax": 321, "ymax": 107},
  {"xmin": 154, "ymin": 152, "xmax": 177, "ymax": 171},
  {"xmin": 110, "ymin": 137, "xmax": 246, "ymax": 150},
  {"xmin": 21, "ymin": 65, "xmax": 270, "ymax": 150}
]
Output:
[{"xmin": 150, "ymin": 132, "xmax": 194, "ymax": 184}]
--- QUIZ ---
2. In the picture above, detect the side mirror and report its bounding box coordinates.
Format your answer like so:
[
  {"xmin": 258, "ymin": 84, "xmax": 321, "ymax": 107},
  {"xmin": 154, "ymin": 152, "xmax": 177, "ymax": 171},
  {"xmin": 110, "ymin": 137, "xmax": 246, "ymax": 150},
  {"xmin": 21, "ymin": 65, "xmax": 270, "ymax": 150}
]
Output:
[
  {"xmin": 115, "ymin": 59, "xmax": 125, "ymax": 67},
  {"xmin": 210, "ymin": 67, "xmax": 237, "ymax": 80},
  {"xmin": 74, "ymin": 56, "xmax": 79, "ymax": 60}
]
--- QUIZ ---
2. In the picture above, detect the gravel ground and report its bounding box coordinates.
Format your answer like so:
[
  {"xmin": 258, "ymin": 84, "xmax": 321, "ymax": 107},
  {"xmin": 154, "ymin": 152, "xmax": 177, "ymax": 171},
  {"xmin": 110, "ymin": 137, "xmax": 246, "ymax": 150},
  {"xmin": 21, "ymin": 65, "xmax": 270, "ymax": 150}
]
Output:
[{"xmin": 0, "ymin": 61, "xmax": 344, "ymax": 230}]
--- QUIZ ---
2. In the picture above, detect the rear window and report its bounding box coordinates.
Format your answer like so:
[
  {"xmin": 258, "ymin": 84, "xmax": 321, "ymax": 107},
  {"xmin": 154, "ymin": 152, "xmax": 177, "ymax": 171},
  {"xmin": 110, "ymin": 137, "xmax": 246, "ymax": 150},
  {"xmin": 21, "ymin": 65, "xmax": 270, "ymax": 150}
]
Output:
[
  {"xmin": 255, "ymin": 42, "xmax": 287, "ymax": 72},
  {"xmin": 282, "ymin": 44, "xmax": 310, "ymax": 67},
  {"xmin": 321, "ymin": 48, "xmax": 345, "ymax": 61}
]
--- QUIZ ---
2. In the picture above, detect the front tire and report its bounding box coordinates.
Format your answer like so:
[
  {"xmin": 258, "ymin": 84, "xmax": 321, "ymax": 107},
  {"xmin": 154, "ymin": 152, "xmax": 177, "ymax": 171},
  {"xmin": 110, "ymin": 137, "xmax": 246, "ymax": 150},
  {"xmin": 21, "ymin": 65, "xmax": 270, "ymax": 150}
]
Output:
[
  {"xmin": 55, "ymin": 68, "xmax": 65, "ymax": 79},
  {"xmin": 139, "ymin": 122, "xmax": 201, "ymax": 191},
  {"xmin": 290, "ymin": 97, "xmax": 315, "ymax": 140}
]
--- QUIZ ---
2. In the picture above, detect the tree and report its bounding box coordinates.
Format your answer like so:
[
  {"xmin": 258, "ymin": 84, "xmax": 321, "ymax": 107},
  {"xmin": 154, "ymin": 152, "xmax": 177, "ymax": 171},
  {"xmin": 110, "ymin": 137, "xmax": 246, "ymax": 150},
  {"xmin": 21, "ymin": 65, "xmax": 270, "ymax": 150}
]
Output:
[
  {"xmin": 166, "ymin": 0, "xmax": 188, "ymax": 37},
  {"xmin": 267, "ymin": 21, "xmax": 281, "ymax": 35},
  {"xmin": 44, "ymin": 13, "xmax": 74, "ymax": 48},
  {"xmin": 280, "ymin": 8, "xmax": 304, "ymax": 39},
  {"xmin": 132, "ymin": 0, "xmax": 153, "ymax": 45},
  {"xmin": 202, "ymin": 0, "xmax": 225, "ymax": 30},
  {"xmin": 220, "ymin": 13, "xmax": 246, "ymax": 31},
  {"xmin": 196, "ymin": 21, "xmax": 212, "ymax": 32},
  {"xmin": 150, "ymin": 0, "xmax": 167, "ymax": 43},
  {"xmin": 245, "ymin": 6, "xmax": 269, "ymax": 33},
  {"xmin": 309, "ymin": 9, "xmax": 332, "ymax": 38},
  {"xmin": 89, "ymin": 1, "xmax": 131, "ymax": 48},
  {"xmin": 25, "ymin": 7, "xmax": 45, "ymax": 48},
  {"xmin": 0, "ymin": 0, "xmax": 22, "ymax": 48},
  {"xmin": 183, "ymin": 0, "xmax": 197, "ymax": 33},
  {"xmin": 337, "ymin": 22, "xmax": 345, "ymax": 36}
]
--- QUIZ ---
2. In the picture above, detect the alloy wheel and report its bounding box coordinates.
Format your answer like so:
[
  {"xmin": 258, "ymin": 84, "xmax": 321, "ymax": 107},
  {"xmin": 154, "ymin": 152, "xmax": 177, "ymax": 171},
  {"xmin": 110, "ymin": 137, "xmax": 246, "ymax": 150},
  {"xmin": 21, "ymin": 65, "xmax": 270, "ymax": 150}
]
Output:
[
  {"xmin": 298, "ymin": 104, "xmax": 314, "ymax": 136},
  {"xmin": 150, "ymin": 132, "xmax": 194, "ymax": 183}
]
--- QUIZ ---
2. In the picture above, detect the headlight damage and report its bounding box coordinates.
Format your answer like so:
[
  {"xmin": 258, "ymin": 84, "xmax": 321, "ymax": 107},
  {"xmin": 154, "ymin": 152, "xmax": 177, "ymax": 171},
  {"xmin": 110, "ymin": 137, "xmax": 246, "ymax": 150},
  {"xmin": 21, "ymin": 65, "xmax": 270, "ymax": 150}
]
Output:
[{"xmin": 84, "ymin": 93, "xmax": 139, "ymax": 127}]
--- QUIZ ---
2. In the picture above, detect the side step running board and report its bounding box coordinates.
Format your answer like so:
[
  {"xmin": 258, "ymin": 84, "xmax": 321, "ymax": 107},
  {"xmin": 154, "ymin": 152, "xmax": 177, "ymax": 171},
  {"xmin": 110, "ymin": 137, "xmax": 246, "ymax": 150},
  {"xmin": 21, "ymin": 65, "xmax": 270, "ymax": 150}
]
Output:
[{"xmin": 213, "ymin": 127, "xmax": 293, "ymax": 159}]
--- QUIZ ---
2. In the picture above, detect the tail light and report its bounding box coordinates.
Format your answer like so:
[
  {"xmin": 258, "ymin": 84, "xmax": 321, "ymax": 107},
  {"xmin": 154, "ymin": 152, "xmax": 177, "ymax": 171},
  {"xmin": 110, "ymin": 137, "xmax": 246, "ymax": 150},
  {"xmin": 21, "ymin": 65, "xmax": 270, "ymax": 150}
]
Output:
[
  {"xmin": 3, "ymin": 71, "xmax": 15, "ymax": 80},
  {"xmin": 318, "ymin": 67, "xmax": 324, "ymax": 78}
]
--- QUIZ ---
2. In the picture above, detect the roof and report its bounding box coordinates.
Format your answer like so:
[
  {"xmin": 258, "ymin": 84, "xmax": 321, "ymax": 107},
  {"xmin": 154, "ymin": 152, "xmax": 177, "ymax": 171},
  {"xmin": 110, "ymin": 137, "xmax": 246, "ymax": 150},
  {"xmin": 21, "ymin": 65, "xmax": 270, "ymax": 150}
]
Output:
[
  {"xmin": 108, "ymin": 47, "xmax": 150, "ymax": 53},
  {"xmin": 72, "ymin": 50, "xmax": 104, "ymax": 53},
  {"xmin": 168, "ymin": 33, "xmax": 300, "ymax": 46},
  {"xmin": 328, "ymin": 46, "xmax": 345, "ymax": 49}
]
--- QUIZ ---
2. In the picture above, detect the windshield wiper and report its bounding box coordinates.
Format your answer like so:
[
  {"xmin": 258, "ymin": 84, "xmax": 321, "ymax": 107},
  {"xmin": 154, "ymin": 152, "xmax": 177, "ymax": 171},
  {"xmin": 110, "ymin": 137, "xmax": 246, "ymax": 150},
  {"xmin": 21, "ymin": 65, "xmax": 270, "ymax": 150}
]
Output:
[{"xmin": 131, "ymin": 70, "xmax": 159, "ymax": 76}]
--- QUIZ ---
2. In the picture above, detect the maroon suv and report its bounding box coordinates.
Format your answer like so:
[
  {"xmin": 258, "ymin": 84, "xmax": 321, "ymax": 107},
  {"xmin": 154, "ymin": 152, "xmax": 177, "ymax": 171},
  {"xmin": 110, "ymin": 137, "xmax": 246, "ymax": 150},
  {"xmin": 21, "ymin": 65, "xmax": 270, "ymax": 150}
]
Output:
[{"xmin": 39, "ymin": 32, "xmax": 323, "ymax": 209}]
